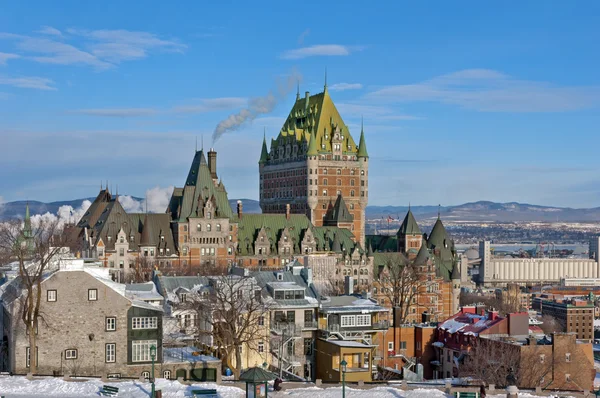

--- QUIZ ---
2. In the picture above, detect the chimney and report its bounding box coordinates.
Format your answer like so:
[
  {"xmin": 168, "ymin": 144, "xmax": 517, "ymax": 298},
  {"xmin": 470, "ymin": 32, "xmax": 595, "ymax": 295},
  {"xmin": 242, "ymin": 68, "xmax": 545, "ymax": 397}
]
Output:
[
  {"xmin": 208, "ymin": 148, "xmax": 217, "ymax": 179},
  {"xmin": 305, "ymin": 91, "xmax": 310, "ymax": 110},
  {"xmin": 344, "ymin": 275, "xmax": 354, "ymax": 295},
  {"xmin": 488, "ymin": 310, "xmax": 499, "ymax": 321},
  {"xmin": 237, "ymin": 200, "xmax": 243, "ymax": 219},
  {"xmin": 476, "ymin": 304, "xmax": 486, "ymax": 316},
  {"xmin": 286, "ymin": 204, "xmax": 291, "ymax": 220}
]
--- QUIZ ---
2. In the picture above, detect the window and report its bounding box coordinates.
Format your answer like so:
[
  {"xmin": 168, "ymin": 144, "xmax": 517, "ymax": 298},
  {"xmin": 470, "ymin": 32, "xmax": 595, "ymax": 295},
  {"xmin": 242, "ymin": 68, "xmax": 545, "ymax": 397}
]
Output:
[
  {"xmin": 388, "ymin": 342, "xmax": 394, "ymax": 351},
  {"xmin": 132, "ymin": 340, "xmax": 158, "ymax": 362},
  {"xmin": 350, "ymin": 190, "xmax": 355, "ymax": 197},
  {"xmin": 207, "ymin": 212, "xmax": 212, "ymax": 219},
  {"xmin": 258, "ymin": 341, "xmax": 264, "ymax": 353},
  {"xmin": 539, "ymin": 354, "xmax": 545, "ymax": 363},
  {"xmin": 565, "ymin": 353, "xmax": 571, "ymax": 362},
  {"xmin": 323, "ymin": 178, "xmax": 328, "ymax": 186},
  {"xmin": 132, "ymin": 317, "xmax": 158, "ymax": 330},
  {"xmin": 322, "ymin": 190, "xmax": 327, "ymax": 196},
  {"xmin": 356, "ymin": 314, "xmax": 371, "ymax": 327},
  {"xmin": 565, "ymin": 374, "xmax": 571, "ymax": 382},
  {"xmin": 106, "ymin": 343, "xmax": 116, "ymax": 363},
  {"xmin": 258, "ymin": 316, "xmax": 265, "ymax": 326},
  {"xmin": 183, "ymin": 225, "xmax": 188, "ymax": 232},
  {"xmin": 197, "ymin": 223, "xmax": 201, "ymax": 232},
  {"xmin": 47, "ymin": 290, "xmax": 57, "ymax": 302},
  {"xmin": 106, "ymin": 317, "xmax": 116, "ymax": 331},
  {"xmin": 142, "ymin": 371, "xmax": 150, "ymax": 380},
  {"xmin": 337, "ymin": 179, "xmax": 341, "ymax": 186},
  {"xmin": 120, "ymin": 236, "xmax": 124, "ymax": 243},
  {"xmin": 88, "ymin": 289, "xmax": 98, "ymax": 301},
  {"xmin": 163, "ymin": 370, "xmax": 171, "ymax": 379},
  {"xmin": 207, "ymin": 224, "xmax": 211, "ymax": 232},
  {"xmin": 65, "ymin": 349, "xmax": 77, "ymax": 359},
  {"xmin": 323, "ymin": 169, "xmax": 327, "ymax": 174},
  {"xmin": 341, "ymin": 315, "xmax": 355, "ymax": 327},
  {"xmin": 216, "ymin": 224, "xmax": 221, "ymax": 232},
  {"xmin": 119, "ymin": 248, "xmax": 124, "ymax": 256},
  {"xmin": 400, "ymin": 341, "xmax": 407, "ymax": 350},
  {"xmin": 180, "ymin": 293, "xmax": 187, "ymax": 302}
]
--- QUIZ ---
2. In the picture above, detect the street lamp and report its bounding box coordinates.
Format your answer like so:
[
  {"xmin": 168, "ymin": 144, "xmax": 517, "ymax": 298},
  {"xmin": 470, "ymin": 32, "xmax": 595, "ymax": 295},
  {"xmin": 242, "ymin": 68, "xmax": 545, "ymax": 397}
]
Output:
[
  {"xmin": 340, "ymin": 359, "xmax": 348, "ymax": 398},
  {"xmin": 150, "ymin": 344, "xmax": 157, "ymax": 398}
]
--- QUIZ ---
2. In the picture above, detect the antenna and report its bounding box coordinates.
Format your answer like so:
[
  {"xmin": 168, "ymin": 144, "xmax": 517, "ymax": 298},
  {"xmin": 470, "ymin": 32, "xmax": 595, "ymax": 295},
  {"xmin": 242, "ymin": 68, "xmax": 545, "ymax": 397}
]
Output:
[
  {"xmin": 195, "ymin": 136, "xmax": 198, "ymax": 152},
  {"xmin": 324, "ymin": 67, "xmax": 328, "ymax": 91}
]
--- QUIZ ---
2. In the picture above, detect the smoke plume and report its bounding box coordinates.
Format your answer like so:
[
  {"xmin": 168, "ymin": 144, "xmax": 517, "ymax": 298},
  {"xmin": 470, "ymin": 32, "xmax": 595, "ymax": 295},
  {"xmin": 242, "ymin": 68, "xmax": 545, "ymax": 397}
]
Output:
[
  {"xmin": 31, "ymin": 200, "xmax": 92, "ymax": 230},
  {"xmin": 212, "ymin": 69, "xmax": 302, "ymax": 144}
]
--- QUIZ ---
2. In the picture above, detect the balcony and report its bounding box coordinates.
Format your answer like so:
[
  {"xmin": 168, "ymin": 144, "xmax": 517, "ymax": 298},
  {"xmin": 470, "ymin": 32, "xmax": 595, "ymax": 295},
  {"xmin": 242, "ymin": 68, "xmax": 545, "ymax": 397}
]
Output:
[
  {"xmin": 270, "ymin": 322, "xmax": 302, "ymax": 337},
  {"xmin": 302, "ymin": 320, "xmax": 318, "ymax": 330},
  {"xmin": 372, "ymin": 320, "xmax": 390, "ymax": 330}
]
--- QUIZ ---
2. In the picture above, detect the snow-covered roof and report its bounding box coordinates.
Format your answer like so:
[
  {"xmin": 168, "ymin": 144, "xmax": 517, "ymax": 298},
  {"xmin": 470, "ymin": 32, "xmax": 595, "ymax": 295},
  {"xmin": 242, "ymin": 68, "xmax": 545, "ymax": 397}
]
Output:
[
  {"xmin": 163, "ymin": 346, "xmax": 221, "ymax": 364},
  {"xmin": 323, "ymin": 339, "xmax": 376, "ymax": 348}
]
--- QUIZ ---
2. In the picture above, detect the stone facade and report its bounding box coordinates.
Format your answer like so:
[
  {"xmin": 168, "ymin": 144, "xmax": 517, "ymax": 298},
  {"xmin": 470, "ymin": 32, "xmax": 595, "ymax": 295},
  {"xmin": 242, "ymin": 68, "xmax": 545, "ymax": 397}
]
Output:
[{"xmin": 0, "ymin": 266, "xmax": 164, "ymax": 378}]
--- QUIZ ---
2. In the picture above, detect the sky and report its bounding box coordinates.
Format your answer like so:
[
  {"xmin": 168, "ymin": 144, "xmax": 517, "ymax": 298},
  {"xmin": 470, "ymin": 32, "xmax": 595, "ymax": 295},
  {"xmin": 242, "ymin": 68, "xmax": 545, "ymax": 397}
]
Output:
[{"xmin": 1, "ymin": 1, "xmax": 599, "ymax": 208}]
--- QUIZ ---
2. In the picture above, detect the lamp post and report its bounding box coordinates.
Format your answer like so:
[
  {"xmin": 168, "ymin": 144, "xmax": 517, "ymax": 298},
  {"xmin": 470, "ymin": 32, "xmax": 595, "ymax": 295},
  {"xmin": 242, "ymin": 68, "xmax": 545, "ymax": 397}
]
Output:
[
  {"xmin": 150, "ymin": 344, "xmax": 157, "ymax": 398},
  {"xmin": 340, "ymin": 359, "xmax": 347, "ymax": 398}
]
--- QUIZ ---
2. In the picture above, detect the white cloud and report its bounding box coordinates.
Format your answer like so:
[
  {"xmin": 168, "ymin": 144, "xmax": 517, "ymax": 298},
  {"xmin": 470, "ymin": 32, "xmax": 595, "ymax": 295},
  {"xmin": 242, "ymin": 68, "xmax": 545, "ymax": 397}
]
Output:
[
  {"xmin": 37, "ymin": 26, "xmax": 62, "ymax": 36},
  {"xmin": 297, "ymin": 29, "xmax": 310, "ymax": 45},
  {"xmin": 70, "ymin": 108, "xmax": 159, "ymax": 117},
  {"xmin": 367, "ymin": 69, "xmax": 600, "ymax": 112},
  {"xmin": 0, "ymin": 28, "xmax": 185, "ymax": 70},
  {"xmin": 0, "ymin": 76, "xmax": 56, "ymax": 90},
  {"xmin": 172, "ymin": 97, "xmax": 247, "ymax": 114},
  {"xmin": 280, "ymin": 44, "xmax": 362, "ymax": 60},
  {"xmin": 0, "ymin": 52, "xmax": 19, "ymax": 65},
  {"xmin": 120, "ymin": 186, "xmax": 174, "ymax": 213},
  {"xmin": 30, "ymin": 199, "xmax": 91, "ymax": 230},
  {"xmin": 329, "ymin": 82, "xmax": 363, "ymax": 91}
]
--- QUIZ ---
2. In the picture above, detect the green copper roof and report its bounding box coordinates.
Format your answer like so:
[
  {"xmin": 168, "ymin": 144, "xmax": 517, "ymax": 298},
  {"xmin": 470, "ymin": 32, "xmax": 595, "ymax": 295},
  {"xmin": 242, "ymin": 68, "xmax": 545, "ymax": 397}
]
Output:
[
  {"xmin": 451, "ymin": 262, "xmax": 460, "ymax": 280},
  {"xmin": 357, "ymin": 122, "xmax": 368, "ymax": 158},
  {"xmin": 259, "ymin": 133, "xmax": 269, "ymax": 164},
  {"xmin": 306, "ymin": 131, "xmax": 319, "ymax": 156},
  {"xmin": 23, "ymin": 202, "xmax": 32, "ymax": 239},
  {"xmin": 426, "ymin": 218, "xmax": 457, "ymax": 281},
  {"xmin": 365, "ymin": 235, "xmax": 398, "ymax": 252},
  {"xmin": 414, "ymin": 240, "xmax": 431, "ymax": 266},
  {"xmin": 270, "ymin": 90, "xmax": 358, "ymax": 156},
  {"xmin": 168, "ymin": 150, "xmax": 234, "ymax": 222},
  {"xmin": 397, "ymin": 209, "xmax": 421, "ymax": 236},
  {"xmin": 324, "ymin": 195, "xmax": 354, "ymax": 225},
  {"xmin": 331, "ymin": 231, "xmax": 342, "ymax": 253},
  {"xmin": 240, "ymin": 367, "xmax": 276, "ymax": 382}
]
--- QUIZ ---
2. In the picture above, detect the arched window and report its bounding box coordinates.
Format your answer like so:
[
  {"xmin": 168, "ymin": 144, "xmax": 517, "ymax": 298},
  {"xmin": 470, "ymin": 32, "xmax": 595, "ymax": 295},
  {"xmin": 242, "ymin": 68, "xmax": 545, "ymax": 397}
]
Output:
[
  {"xmin": 337, "ymin": 169, "xmax": 341, "ymax": 175},
  {"xmin": 142, "ymin": 371, "xmax": 150, "ymax": 380},
  {"xmin": 351, "ymin": 169, "xmax": 355, "ymax": 175},
  {"xmin": 351, "ymin": 190, "xmax": 355, "ymax": 197},
  {"xmin": 322, "ymin": 190, "xmax": 327, "ymax": 196},
  {"xmin": 350, "ymin": 180, "xmax": 355, "ymax": 186},
  {"xmin": 216, "ymin": 224, "xmax": 221, "ymax": 232},
  {"xmin": 361, "ymin": 170, "xmax": 365, "ymax": 176},
  {"xmin": 337, "ymin": 179, "xmax": 341, "ymax": 186},
  {"xmin": 323, "ymin": 178, "xmax": 328, "ymax": 186},
  {"xmin": 354, "ymin": 269, "xmax": 358, "ymax": 276},
  {"xmin": 183, "ymin": 225, "xmax": 188, "ymax": 232},
  {"xmin": 163, "ymin": 370, "xmax": 171, "ymax": 379},
  {"xmin": 207, "ymin": 224, "xmax": 211, "ymax": 232},
  {"xmin": 197, "ymin": 223, "xmax": 201, "ymax": 232}
]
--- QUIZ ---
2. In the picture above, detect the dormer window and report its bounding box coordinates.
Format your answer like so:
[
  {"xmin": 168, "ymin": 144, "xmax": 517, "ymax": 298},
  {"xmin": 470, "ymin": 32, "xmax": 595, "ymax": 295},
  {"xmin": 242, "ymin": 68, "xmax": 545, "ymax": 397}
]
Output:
[
  {"xmin": 160, "ymin": 235, "xmax": 164, "ymax": 242},
  {"xmin": 216, "ymin": 224, "xmax": 221, "ymax": 232},
  {"xmin": 207, "ymin": 212, "xmax": 212, "ymax": 220},
  {"xmin": 207, "ymin": 224, "xmax": 211, "ymax": 232},
  {"xmin": 108, "ymin": 236, "xmax": 111, "ymax": 242},
  {"xmin": 277, "ymin": 273, "xmax": 283, "ymax": 281},
  {"xmin": 119, "ymin": 236, "xmax": 124, "ymax": 243},
  {"xmin": 197, "ymin": 224, "xmax": 201, "ymax": 232},
  {"xmin": 130, "ymin": 235, "xmax": 134, "ymax": 242}
]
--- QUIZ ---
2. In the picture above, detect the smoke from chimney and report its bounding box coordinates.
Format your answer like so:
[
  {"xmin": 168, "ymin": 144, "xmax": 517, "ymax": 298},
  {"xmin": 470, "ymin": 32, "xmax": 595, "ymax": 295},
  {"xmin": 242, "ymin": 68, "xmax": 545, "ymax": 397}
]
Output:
[{"xmin": 212, "ymin": 69, "xmax": 302, "ymax": 145}]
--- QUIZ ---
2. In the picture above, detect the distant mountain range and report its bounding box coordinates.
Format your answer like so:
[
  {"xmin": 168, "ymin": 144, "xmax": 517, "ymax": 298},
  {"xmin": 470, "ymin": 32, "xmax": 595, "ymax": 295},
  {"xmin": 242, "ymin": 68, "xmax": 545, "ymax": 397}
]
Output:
[{"xmin": 1, "ymin": 198, "xmax": 599, "ymax": 223}]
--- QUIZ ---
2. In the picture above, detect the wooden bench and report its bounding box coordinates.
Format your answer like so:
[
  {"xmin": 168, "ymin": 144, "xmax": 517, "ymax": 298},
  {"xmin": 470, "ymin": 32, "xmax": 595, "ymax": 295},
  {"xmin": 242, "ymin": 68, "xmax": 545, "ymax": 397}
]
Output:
[
  {"xmin": 100, "ymin": 385, "xmax": 119, "ymax": 396},
  {"xmin": 453, "ymin": 392, "xmax": 479, "ymax": 398},
  {"xmin": 191, "ymin": 389, "xmax": 217, "ymax": 397}
]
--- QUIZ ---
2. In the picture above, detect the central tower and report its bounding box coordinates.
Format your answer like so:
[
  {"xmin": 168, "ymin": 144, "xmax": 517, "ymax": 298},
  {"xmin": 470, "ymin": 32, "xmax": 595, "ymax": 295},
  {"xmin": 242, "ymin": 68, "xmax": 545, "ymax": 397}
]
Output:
[{"xmin": 259, "ymin": 83, "xmax": 369, "ymax": 246}]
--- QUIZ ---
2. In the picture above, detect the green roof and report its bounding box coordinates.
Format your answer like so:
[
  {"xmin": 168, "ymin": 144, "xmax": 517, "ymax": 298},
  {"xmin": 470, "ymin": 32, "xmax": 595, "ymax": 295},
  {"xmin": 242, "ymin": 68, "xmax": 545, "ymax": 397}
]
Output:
[
  {"xmin": 414, "ymin": 240, "xmax": 431, "ymax": 266},
  {"xmin": 306, "ymin": 131, "xmax": 319, "ymax": 156},
  {"xmin": 397, "ymin": 209, "xmax": 421, "ymax": 236},
  {"xmin": 357, "ymin": 123, "xmax": 368, "ymax": 158},
  {"xmin": 168, "ymin": 150, "xmax": 234, "ymax": 222},
  {"xmin": 240, "ymin": 367, "xmax": 276, "ymax": 382},
  {"xmin": 324, "ymin": 195, "xmax": 354, "ymax": 225},
  {"xmin": 365, "ymin": 235, "xmax": 398, "ymax": 252},
  {"xmin": 426, "ymin": 218, "xmax": 456, "ymax": 281},
  {"xmin": 259, "ymin": 133, "xmax": 269, "ymax": 164},
  {"xmin": 269, "ymin": 90, "xmax": 358, "ymax": 157}
]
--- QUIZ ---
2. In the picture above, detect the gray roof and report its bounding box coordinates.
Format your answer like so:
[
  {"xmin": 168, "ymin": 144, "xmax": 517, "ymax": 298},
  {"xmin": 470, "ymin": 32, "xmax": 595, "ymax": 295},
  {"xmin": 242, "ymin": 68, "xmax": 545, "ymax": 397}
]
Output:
[
  {"xmin": 320, "ymin": 294, "xmax": 388, "ymax": 313},
  {"xmin": 251, "ymin": 269, "xmax": 319, "ymax": 307},
  {"xmin": 156, "ymin": 275, "xmax": 209, "ymax": 297}
]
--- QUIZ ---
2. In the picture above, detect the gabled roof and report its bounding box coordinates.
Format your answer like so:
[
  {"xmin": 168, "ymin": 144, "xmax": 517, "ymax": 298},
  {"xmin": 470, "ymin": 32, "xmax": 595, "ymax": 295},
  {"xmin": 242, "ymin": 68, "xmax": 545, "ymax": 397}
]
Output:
[
  {"xmin": 270, "ymin": 90, "xmax": 358, "ymax": 157},
  {"xmin": 397, "ymin": 209, "xmax": 421, "ymax": 236},
  {"xmin": 427, "ymin": 217, "xmax": 456, "ymax": 281},
  {"xmin": 235, "ymin": 214, "xmax": 312, "ymax": 256},
  {"xmin": 168, "ymin": 150, "xmax": 234, "ymax": 222},
  {"xmin": 324, "ymin": 195, "xmax": 354, "ymax": 225}
]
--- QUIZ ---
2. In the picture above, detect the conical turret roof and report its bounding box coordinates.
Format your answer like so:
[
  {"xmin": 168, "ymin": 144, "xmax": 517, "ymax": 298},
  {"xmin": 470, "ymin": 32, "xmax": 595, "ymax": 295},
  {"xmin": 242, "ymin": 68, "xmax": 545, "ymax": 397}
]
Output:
[
  {"xmin": 324, "ymin": 194, "xmax": 354, "ymax": 225},
  {"xmin": 259, "ymin": 132, "xmax": 269, "ymax": 164},
  {"xmin": 307, "ymin": 131, "xmax": 319, "ymax": 156},
  {"xmin": 357, "ymin": 122, "xmax": 368, "ymax": 158},
  {"xmin": 331, "ymin": 232, "xmax": 342, "ymax": 253},
  {"xmin": 414, "ymin": 240, "xmax": 430, "ymax": 265},
  {"xmin": 397, "ymin": 209, "xmax": 421, "ymax": 236},
  {"xmin": 451, "ymin": 262, "xmax": 460, "ymax": 280},
  {"xmin": 428, "ymin": 218, "xmax": 450, "ymax": 249}
]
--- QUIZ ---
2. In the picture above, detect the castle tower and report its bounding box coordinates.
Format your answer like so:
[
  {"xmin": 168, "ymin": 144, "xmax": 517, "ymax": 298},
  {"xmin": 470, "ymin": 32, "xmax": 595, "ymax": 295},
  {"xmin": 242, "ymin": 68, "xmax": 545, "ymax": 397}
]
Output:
[
  {"xmin": 396, "ymin": 207, "xmax": 422, "ymax": 257},
  {"xmin": 259, "ymin": 84, "xmax": 368, "ymax": 246}
]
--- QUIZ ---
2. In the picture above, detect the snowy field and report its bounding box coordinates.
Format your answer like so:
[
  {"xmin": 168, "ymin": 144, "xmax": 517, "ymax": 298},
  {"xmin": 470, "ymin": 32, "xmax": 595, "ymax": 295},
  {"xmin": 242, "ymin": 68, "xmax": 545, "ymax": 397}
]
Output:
[{"xmin": 0, "ymin": 376, "xmax": 578, "ymax": 397}]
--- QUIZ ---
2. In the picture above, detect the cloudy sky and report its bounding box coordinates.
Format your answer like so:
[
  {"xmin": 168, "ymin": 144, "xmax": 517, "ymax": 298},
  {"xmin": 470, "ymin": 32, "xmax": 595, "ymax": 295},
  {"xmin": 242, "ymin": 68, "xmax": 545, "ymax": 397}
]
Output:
[{"xmin": 1, "ymin": 1, "xmax": 599, "ymax": 208}]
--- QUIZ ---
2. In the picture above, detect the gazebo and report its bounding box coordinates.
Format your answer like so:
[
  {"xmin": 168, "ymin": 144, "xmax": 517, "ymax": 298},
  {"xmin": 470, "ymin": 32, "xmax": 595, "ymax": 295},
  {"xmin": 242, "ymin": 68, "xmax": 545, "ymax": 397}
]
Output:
[{"xmin": 239, "ymin": 366, "xmax": 276, "ymax": 398}]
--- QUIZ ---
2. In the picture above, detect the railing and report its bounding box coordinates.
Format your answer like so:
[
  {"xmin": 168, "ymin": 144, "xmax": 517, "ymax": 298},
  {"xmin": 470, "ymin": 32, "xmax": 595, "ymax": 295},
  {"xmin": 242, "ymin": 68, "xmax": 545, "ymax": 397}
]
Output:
[
  {"xmin": 270, "ymin": 322, "xmax": 302, "ymax": 337},
  {"xmin": 373, "ymin": 320, "xmax": 390, "ymax": 330},
  {"xmin": 302, "ymin": 320, "xmax": 318, "ymax": 330}
]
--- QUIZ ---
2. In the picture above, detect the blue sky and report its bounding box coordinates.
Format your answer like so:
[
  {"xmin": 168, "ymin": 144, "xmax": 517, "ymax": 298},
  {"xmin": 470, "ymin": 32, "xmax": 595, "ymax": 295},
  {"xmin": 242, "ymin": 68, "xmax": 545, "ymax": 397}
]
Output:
[{"xmin": 1, "ymin": 1, "xmax": 600, "ymax": 208}]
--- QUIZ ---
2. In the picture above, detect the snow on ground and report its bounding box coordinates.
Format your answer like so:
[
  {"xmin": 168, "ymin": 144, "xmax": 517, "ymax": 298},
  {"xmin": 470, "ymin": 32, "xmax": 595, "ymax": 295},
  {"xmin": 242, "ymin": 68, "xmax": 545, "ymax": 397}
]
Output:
[{"xmin": 0, "ymin": 376, "xmax": 578, "ymax": 398}]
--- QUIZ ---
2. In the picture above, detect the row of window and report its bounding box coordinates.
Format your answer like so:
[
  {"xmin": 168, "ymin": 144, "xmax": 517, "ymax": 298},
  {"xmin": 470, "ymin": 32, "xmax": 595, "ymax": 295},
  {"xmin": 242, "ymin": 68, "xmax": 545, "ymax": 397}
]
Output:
[
  {"xmin": 26, "ymin": 344, "xmax": 116, "ymax": 367},
  {"xmin": 182, "ymin": 224, "xmax": 233, "ymax": 232},
  {"xmin": 132, "ymin": 317, "xmax": 158, "ymax": 330},
  {"xmin": 47, "ymin": 289, "xmax": 98, "ymax": 302},
  {"xmin": 340, "ymin": 314, "xmax": 371, "ymax": 327}
]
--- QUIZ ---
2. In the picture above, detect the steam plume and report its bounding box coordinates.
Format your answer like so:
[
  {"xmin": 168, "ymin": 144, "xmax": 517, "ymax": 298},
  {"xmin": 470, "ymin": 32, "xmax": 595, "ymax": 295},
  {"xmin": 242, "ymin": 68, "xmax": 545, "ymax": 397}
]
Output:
[{"xmin": 212, "ymin": 69, "xmax": 302, "ymax": 144}]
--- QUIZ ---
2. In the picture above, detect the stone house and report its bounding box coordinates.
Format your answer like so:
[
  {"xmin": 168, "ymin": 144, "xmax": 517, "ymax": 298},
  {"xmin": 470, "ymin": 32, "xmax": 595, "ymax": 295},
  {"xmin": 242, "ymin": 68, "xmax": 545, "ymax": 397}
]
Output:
[{"xmin": 0, "ymin": 260, "xmax": 165, "ymax": 378}]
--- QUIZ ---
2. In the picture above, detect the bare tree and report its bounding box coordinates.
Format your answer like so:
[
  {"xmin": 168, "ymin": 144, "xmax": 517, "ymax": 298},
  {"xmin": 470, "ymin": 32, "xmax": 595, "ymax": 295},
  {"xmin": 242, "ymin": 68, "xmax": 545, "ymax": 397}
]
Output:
[
  {"xmin": 0, "ymin": 216, "xmax": 71, "ymax": 374},
  {"xmin": 377, "ymin": 253, "xmax": 439, "ymax": 324},
  {"xmin": 459, "ymin": 337, "xmax": 521, "ymax": 387},
  {"xmin": 129, "ymin": 255, "xmax": 154, "ymax": 283},
  {"xmin": 539, "ymin": 315, "xmax": 565, "ymax": 335},
  {"xmin": 179, "ymin": 275, "xmax": 270, "ymax": 379}
]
